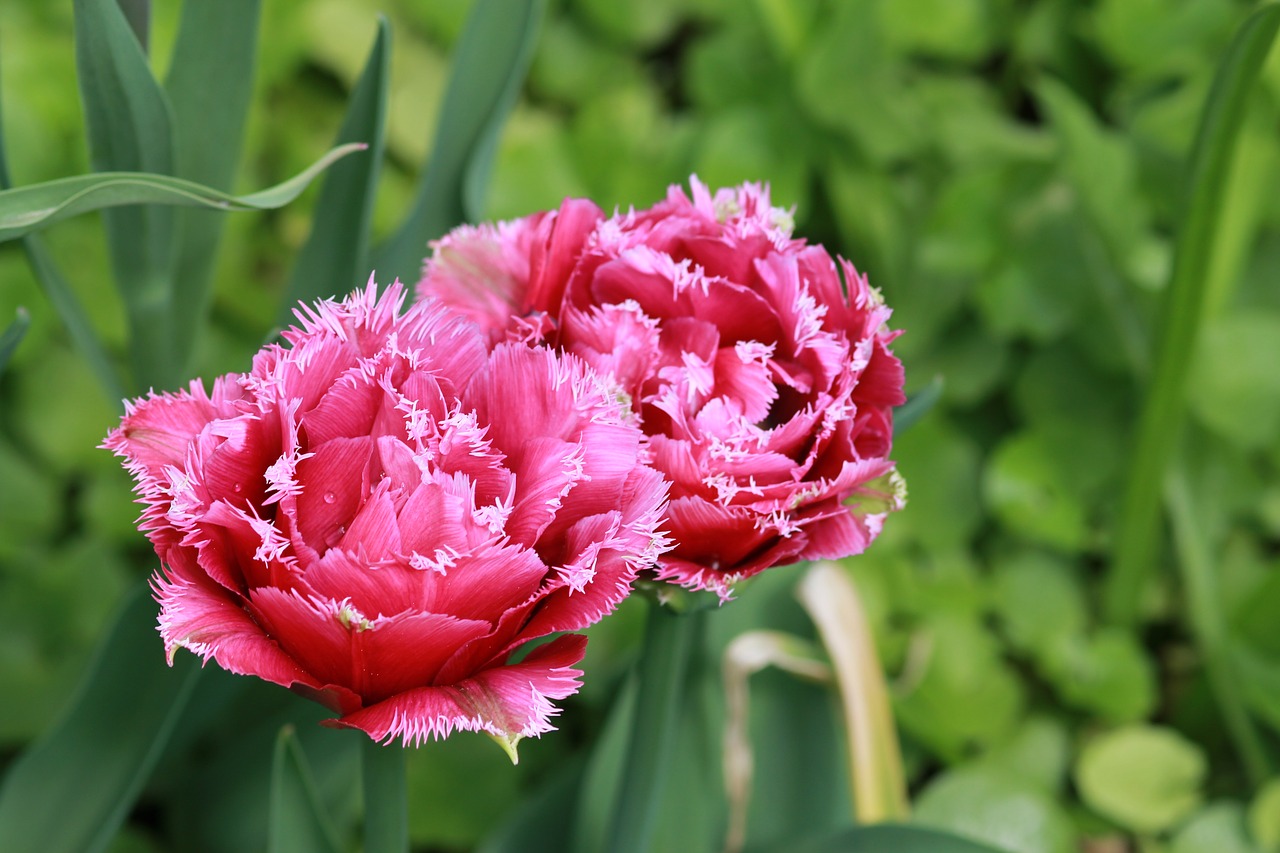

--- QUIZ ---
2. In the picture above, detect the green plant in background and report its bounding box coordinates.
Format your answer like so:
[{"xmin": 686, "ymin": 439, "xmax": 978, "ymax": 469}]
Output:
[{"xmin": 1, "ymin": 0, "xmax": 1280, "ymax": 852}]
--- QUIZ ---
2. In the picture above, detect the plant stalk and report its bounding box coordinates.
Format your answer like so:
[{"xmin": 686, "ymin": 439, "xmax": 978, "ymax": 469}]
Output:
[{"xmin": 361, "ymin": 739, "xmax": 408, "ymax": 853}]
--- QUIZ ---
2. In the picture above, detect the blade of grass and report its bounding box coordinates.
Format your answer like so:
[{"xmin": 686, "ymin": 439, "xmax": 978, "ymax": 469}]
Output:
[
  {"xmin": 268, "ymin": 726, "xmax": 344, "ymax": 853},
  {"xmin": 0, "ymin": 59, "xmax": 127, "ymax": 402},
  {"xmin": 0, "ymin": 307, "xmax": 30, "ymax": 374},
  {"xmin": 0, "ymin": 145, "xmax": 366, "ymax": 242},
  {"xmin": 74, "ymin": 0, "xmax": 178, "ymax": 389},
  {"xmin": 278, "ymin": 17, "xmax": 389, "ymax": 324},
  {"xmin": 1166, "ymin": 458, "xmax": 1271, "ymax": 785},
  {"xmin": 1104, "ymin": 3, "xmax": 1280, "ymax": 625},
  {"xmin": 372, "ymin": 0, "xmax": 546, "ymax": 284},
  {"xmin": 0, "ymin": 584, "xmax": 201, "ymax": 853},
  {"xmin": 164, "ymin": 0, "xmax": 261, "ymax": 368}
]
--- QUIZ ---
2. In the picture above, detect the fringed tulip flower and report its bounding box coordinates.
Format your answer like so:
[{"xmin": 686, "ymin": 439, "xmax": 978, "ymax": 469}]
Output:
[
  {"xmin": 105, "ymin": 282, "xmax": 668, "ymax": 753},
  {"xmin": 419, "ymin": 178, "xmax": 906, "ymax": 598}
]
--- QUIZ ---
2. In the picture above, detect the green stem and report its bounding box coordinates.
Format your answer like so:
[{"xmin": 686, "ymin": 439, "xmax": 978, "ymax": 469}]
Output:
[
  {"xmin": 361, "ymin": 738, "xmax": 408, "ymax": 853},
  {"xmin": 1166, "ymin": 460, "xmax": 1271, "ymax": 786},
  {"xmin": 1104, "ymin": 4, "xmax": 1280, "ymax": 625},
  {"xmin": 607, "ymin": 600, "xmax": 701, "ymax": 853}
]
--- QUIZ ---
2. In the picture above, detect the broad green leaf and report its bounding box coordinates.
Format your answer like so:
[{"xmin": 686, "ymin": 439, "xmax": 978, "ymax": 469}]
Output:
[
  {"xmin": 990, "ymin": 552, "xmax": 1087, "ymax": 660},
  {"xmin": 747, "ymin": 823, "xmax": 1012, "ymax": 853},
  {"xmin": 268, "ymin": 727, "xmax": 343, "ymax": 853},
  {"xmin": 374, "ymin": 0, "xmax": 546, "ymax": 285},
  {"xmin": 1042, "ymin": 629, "xmax": 1156, "ymax": 723},
  {"xmin": 405, "ymin": 730, "xmax": 524, "ymax": 849},
  {"xmin": 914, "ymin": 764, "xmax": 1076, "ymax": 853},
  {"xmin": 1187, "ymin": 311, "xmax": 1280, "ymax": 449},
  {"xmin": 1248, "ymin": 778, "xmax": 1280, "ymax": 852},
  {"xmin": 1170, "ymin": 802, "xmax": 1258, "ymax": 853},
  {"xmin": 1106, "ymin": 3, "xmax": 1280, "ymax": 624},
  {"xmin": 0, "ymin": 584, "xmax": 200, "ymax": 853},
  {"xmin": 0, "ymin": 145, "xmax": 364, "ymax": 244},
  {"xmin": 279, "ymin": 17, "xmax": 388, "ymax": 324},
  {"xmin": 893, "ymin": 614, "xmax": 1024, "ymax": 761},
  {"xmin": 164, "ymin": 0, "xmax": 261, "ymax": 366},
  {"xmin": 983, "ymin": 430, "xmax": 1089, "ymax": 552},
  {"xmin": 74, "ymin": 0, "xmax": 178, "ymax": 387},
  {"xmin": 0, "ymin": 307, "xmax": 28, "ymax": 374},
  {"xmin": 117, "ymin": 0, "xmax": 151, "ymax": 51},
  {"xmin": 1075, "ymin": 724, "xmax": 1207, "ymax": 834}
]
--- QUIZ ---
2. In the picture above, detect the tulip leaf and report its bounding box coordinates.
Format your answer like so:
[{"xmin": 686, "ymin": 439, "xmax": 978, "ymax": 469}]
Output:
[
  {"xmin": 268, "ymin": 726, "xmax": 344, "ymax": 853},
  {"xmin": 279, "ymin": 16, "xmax": 389, "ymax": 324},
  {"xmin": 164, "ymin": 0, "xmax": 262, "ymax": 365},
  {"xmin": 0, "ymin": 144, "xmax": 366, "ymax": 244},
  {"xmin": 746, "ymin": 823, "xmax": 1011, "ymax": 852},
  {"xmin": 73, "ymin": 0, "xmax": 178, "ymax": 387},
  {"xmin": 0, "ymin": 584, "xmax": 201, "ymax": 853},
  {"xmin": 0, "ymin": 307, "xmax": 29, "ymax": 375},
  {"xmin": 1105, "ymin": 2, "xmax": 1280, "ymax": 624},
  {"xmin": 373, "ymin": 0, "xmax": 546, "ymax": 285}
]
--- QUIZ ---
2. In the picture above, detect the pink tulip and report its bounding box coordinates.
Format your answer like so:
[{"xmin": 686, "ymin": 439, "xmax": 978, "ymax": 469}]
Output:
[
  {"xmin": 419, "ymin": 178, "xmax": 906, "ymax": 598},
  {"xmin": 105, "ymin": 282, "xmax": 668, "ymax": 751}
]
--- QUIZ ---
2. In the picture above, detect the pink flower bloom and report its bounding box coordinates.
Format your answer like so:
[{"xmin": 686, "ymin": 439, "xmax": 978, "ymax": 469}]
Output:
[
  {"xmin": 419, "ymin": 178, "xmax": 906, "ymax": 598},
  {"xmin": 104, "ymin": 282, "xmax": 668, "ymax": 752}
]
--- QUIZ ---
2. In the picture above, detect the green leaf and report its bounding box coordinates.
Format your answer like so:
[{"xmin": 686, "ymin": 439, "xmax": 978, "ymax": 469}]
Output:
[
  {"xmin": 0, "ymin": 307, "xmax": 29, "ymax": 374},
  {"xmin": 373, "ymin": 0, "xmax": 546, "ymax": 285},
  {"xmin": 1187, "ymin": 311, "xmax": 1280, "ymax": 449},
  {"xmin": 279, "ymin": 16, "xmax": 389, "ymax": 324},
  {"xmin": 1170, "ymin": 802, "xmax": 1259, "ymax": 853},
  {"xmin": 914, "ymin": 764, "xmax": 1076, "ymax": 853},
  {"xmin": 747, "ymin": 823, "xmax": 1012, "ymax": 853},
  {"xmin": 73, "ymin": 0, "xmax": 178, "ymax": 387},
  {"xmin": 1075, "ymin": 724, "xmax": 1207, "ymax": 834},
  {"xmin": 0, "ymin": 584, "xmax": 200, "ymax": 853},
  {"xmin": 268, "ymin": 726, "xmax": 343, "ymax": 853},
  {"xmin": 1248, "ymin": 777, "xmax": 1280, "ymax": 852},
  {"xmin": 476, "ymin": 761, "xmax": 582, "ymax": 853},
  {"xmin": 0, "ymin": 145, "xmax": 365, "ymax": 244},
  {"xmin": 1106, "ymin": 3, "xmax": 1280, "ymax": 625},
  {"xmin": 164, "ymin": 0, "xmax": 262, "ymax": 366},
  {"xmin": 361, "ymin": 740, "xmax": 408, "ymax": 853}
]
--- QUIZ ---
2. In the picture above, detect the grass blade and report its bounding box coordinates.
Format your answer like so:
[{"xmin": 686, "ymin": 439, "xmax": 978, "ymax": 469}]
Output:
[
  {"xmin": 894, "ymin": 375, "xmax": 943, "ymax": 437},
  {"xmin": 279, "ymin": 17, "xmax": 389, "ymax": 324},
  {"xmin": 1104, "ymin": 3, "xmax": 1280, "ymax": 625},
  {"xmin": 268, "ymin": 726, "xmax": 344, "ymax": 853},
  {"xmin": 0, "ymin": 584, "xmax": 201, "ymax": 853},
  {"xmin": 0, "ymin": 145, "xmax": 367, "ymax": 243},
  {"xmin": 0, "ymin": 307, "xmax": 30, "ymax": 374},
  {"xmin": 164, "ymin": 0, "xmax": 262, "ymax": 367},
  {"xmin": 74, "ymin": 0, "xmax": 178, "ymax": 388},
  {"xmin": 372, "ymin": 0, "xmax": 546, "ymax": 284}
]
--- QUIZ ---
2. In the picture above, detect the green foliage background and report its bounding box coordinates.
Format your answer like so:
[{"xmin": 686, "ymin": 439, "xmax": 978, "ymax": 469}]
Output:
[{"xmin": 2, "ymin": 0, "xmax": 1280, "ymax": 851}]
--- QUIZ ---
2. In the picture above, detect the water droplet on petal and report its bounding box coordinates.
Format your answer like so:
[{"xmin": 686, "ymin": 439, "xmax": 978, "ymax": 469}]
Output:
[
  {"xmin": 233, "ymin": 483, "xmax": 243, "ymax": 493},
  {"xmin": 323, "ymin": 491, "xmax": 336, "ymax": 504}
]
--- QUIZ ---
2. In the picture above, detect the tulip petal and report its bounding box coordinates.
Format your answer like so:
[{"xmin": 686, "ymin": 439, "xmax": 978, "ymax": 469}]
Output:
[{"xmin": 325, "ymin": 634, "xmax": 587, "ymax": 749}]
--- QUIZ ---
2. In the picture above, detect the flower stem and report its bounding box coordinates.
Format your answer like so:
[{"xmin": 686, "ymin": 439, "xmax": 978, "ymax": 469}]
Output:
[
  {"xmin": 607, "ymin": 600, "xmax": 701, "ymax": 853},
  {"xmin": 361, "ymin": 738, "xmax": 408, "ymax": 853}
]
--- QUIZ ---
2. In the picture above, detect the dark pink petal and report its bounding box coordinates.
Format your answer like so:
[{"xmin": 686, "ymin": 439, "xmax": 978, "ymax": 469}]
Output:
[
  {"xmin": 294, "ymin": 436, "xmax": 373, "ymax": 554},
  {"xmin": 325, "ymin": 634, "xmax": 587, "ymax": 748},
  {"xmin": 154, "ymin": 573, "xmax": 317, "ymax": 690}
]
